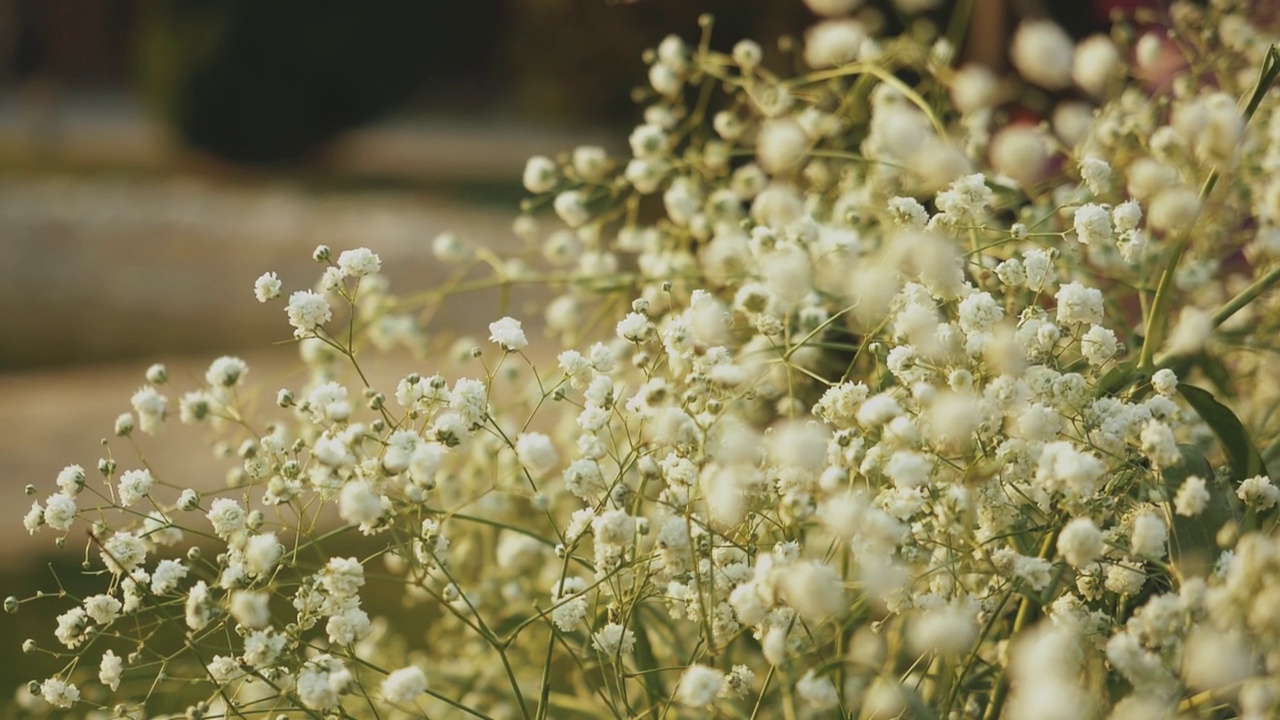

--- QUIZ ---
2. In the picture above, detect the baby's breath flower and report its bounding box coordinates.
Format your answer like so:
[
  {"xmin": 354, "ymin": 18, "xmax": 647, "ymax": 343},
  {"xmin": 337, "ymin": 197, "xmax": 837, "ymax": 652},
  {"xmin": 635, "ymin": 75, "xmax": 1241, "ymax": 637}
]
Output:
[
  {"xmin": 381, "ymin": 666, "xmax": 427, "ymax": 706},
  {"xmin": 1058, "ymin": 517, "xmax": 1104, "ymax": 568},
  {"xmin": 205, "ymin": 356, "xmax": 248, "ymax": 388},
  {"xmin": 42, "ymin": 492, "xmax": 76, "ymax": 532},
  {"xmin": 592, "ymin": 623, "xmax": 636, "ymax": 657},
  {"xmin": 254, "ymin": 272, "xmax": 282, "ymax": 302},
  {"xmin": 803, "ymin": 19, "xmax": 866, "ymax": 70},
  {"xmin": 116, "ymin": 469, "xmax": 153, "ymax": 507},
  {"xmin": 488, "ymin": 316, "xmax": 528, "ymax": 351},
  {"xmin": 130, "ymin": 386, "xmax": 167, "ymax": 434},
  {"xmin": 1073, "ymin": 203, "xmax": 1112, "ymax": 246},
  {"xmin": 286, "ymin": 290, "xmax": 332, "ymax": 335},
  {"xmin": 1238, "ymin": 475, "xmax": 1280, "ymax": 510},
  {"xmin": 336, "ymin": 247, "xmax": 381, "ymax": 278},
  {"xmin": 1011, "ymin": 20, "xmax": 1074, "ymax": 90},
  {"xmin": 39, "ymin": 677, "xmax": 79, "ymax": 708},
  {"xmin": 1175, "ymin": 476, "xmax": 1211, "ymax": 517},
  {"xmin": 677, "ymin": 665, "xmax": 725, "ymax": 707},
  {"xmin": 99, "ymin": 650, "xmax": 123, "ymax": 691}
]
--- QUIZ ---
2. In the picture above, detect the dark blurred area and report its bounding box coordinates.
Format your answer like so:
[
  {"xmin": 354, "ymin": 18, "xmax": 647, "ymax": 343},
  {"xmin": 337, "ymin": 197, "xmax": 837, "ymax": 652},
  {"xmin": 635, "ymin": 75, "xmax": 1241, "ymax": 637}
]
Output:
[
  {"xmin": 0, "ymin": 0, "xmax": 1140, "ymax": 166},
  {"xmin": 0, "ymin": 0, "xmax": 821, "ymax": 164}
]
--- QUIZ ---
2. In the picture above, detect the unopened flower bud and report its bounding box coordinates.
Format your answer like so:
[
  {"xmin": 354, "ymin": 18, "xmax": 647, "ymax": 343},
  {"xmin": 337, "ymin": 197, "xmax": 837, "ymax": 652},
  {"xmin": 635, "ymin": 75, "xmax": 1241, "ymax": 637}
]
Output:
[{"xmin": 146, "ymin": 364, "xmax": 168, "ymax": 384}]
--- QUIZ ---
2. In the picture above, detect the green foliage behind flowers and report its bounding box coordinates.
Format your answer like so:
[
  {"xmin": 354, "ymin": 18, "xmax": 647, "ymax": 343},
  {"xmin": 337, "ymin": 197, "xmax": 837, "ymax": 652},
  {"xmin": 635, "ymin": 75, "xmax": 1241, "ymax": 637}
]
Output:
[{"xmin": 13, "ymin": 1, "xmax": 1280, "ymax": 718}]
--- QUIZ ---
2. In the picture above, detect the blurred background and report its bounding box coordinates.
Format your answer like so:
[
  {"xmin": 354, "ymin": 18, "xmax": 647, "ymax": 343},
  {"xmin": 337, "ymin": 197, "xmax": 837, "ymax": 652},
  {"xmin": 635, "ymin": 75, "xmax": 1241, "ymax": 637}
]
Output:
[{"xmin": 0, "ymin": 0, "xmax": 1137, "ymax": 705}]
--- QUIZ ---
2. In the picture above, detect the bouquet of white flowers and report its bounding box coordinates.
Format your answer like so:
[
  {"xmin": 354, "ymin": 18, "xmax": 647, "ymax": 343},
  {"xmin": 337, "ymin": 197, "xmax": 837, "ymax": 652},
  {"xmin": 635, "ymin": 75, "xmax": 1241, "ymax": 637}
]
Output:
[{"xmin": 12, "ymin": 1, "xmax": 1280, "ymax": 718}]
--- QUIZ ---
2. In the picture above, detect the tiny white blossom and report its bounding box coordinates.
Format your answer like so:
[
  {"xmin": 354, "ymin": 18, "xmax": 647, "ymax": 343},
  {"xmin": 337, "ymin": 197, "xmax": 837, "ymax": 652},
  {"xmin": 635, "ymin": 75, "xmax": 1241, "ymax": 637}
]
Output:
[
  {"xmin": 254, "ymin": 272, "xmax": 282, "ymax": 302},
  {"xmin": 488, "ymin": 317, "xmax": 528, "ymax": 351},
  {"xmin": 1238, "ymin": 475, "xmax": 1280, "ymax": 510},
  {"xmin": 337, "ymin": 247, "xmax": 381, "ymax": 278},
  {"xmin": 1175, "ymin": 476, "xmax": 1211, "ymax": 517},
  {"xmin": 677, "ymin": 665, "xmax": 726, "ymax": 708},
  {"xmin": 205, "ymin": 356, "xmax": 248, "ymax": 388},
  {"xmin": 40, "ymin": 678, "xmax": 79, "ymax": 708},
  {"xmin": 381, "ymin": 666, "xmax": 427, "ymax": 706},
  {"xmin": 592, "ymin": 622, "xmax": 637, "ymax": 657},
  {"xmin": 99, "ymin": 650, "xmax": 123, "ymax": 691},
  {"xmin": 523, "ymin": 155, "xmax": 558, "ymax": 194},
  {"xmin": 116, "ymin": 469, "xmax": 153, "ymax": 507},
  {"xmin": 286, "ymin": 290, "xmax": 332, "ymax": 334}
]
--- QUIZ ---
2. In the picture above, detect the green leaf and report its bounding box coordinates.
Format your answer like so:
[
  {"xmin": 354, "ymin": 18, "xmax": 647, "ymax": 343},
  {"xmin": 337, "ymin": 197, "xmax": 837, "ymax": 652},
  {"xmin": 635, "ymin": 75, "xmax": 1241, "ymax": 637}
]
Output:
[
  {"xmin": 1162, "ymin": 446, "xmax": 1237, "ymax": 577},
  {"xmin": 1176, "ymin": 383, "xmax": 1264, "ymax": 482},
  {"xmin": 1096, "ymin": 361, "xmax": 1139, "ymax": 397},
  {"xmin": 1196, "ymin": 353, "xmax": 1235, "ymax": 399}
]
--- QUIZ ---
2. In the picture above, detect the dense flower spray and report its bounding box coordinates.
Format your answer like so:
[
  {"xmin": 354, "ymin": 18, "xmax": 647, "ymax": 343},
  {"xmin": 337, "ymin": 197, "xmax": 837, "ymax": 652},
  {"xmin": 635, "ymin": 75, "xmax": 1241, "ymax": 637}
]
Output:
[{"xmin": 10, "ymin": 1, "xmax": 1280, "ymax": 718}]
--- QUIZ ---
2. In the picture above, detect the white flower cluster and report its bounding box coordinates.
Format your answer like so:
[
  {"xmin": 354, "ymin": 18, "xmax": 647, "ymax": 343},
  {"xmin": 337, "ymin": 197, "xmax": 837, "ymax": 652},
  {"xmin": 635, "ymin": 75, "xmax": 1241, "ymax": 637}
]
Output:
[{"xmin": 15, "ymin": 3, "xmax": 1280, "ymax": 719}]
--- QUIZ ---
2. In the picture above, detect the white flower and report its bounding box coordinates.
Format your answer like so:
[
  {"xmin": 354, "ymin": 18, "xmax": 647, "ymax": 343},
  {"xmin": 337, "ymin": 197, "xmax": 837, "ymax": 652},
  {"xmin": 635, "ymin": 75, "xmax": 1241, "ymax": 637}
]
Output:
[
  {"xmin": 488, "ymin": 316, "xmax": 528, "ymax": 351},
  {"xmin": 1238, "ymin": 475, "xmax": 1280, "ymax": 510},
  {"xmin": 1055, "ymin": 282, "xmax": 1104, "ymax": 325},
  {"xmin": 1073, "ymin": 203, "xmax": 1112, "ymax": 246},
  {"xmin": 958, "ymin": 291, "xmax": 1003, "ymax": 335},
  {"xmin": 100, "ymin": 531, "xmax": 147, "ymax": 574},
  {"xmin": 339, "ymin": 481, "xmax": 386, "ymax": 531},
  {"xmin": 381, "ymin": 666, "xmax": 428, "ymax": 706},
  {"xmin": 1012, "ymin": 20, "xmax": 1074, "ymax": 90},
  {"xmin": 1175, "ymin": 476, "xmax": 1211, "ymax": 517},
  {"xmin": 803, "ymin": 19, "xmax": 866, "ymax": 69},
  {"xmin": 207, "ymin": 498, "xmax": 247, "ymax": 539},
  {"xmin": 205, "ymin": 356, "xmax": 248, "ymax": 388},
  {"xmin": 40, "ymin": 678, "xmax": 79, "ymax": 708},
  {"xmin": 321, "ymin": 557, "xmax": 366, "ymax": 597},
  {"xmin": 885, "ymin": 451, "xmax": 932, "ymax": 489},
  {"xmin": 592, "ymin": 622, "xmax": 637, "ymax": 657},
  {"xmin": 185, "ymin": 581, "xmax": 212, "ymax": 631},
  {"xmin": 778, "ymin": 561, "xmax": 845, "ymax": 624},
  {"xmin": 230, "ymin": 590, "xmax": 271, "ymax": 630},
  {"xmin": 244, "ymin": 532, "xmax": 283, "ymax": 577},
  {"xmin": 796, "ymin": 669, "xmax": 840, "ymax": 710},
  {"xmin": 327, "ymin": 606, "xmax": 372, "ymax": 645},
  {"xmin": 55, "ymin": 607, "xmax": 89, "ymax": 649},
  {"xmin": 1139, "ymin": 420, "xmax": 1181, "ymax": 468},
  {"xmin": 1080, "ymin": 324, "xmax": 1118, "ymax": 365},
  {"xmin": 572, "ymin": 145, "xmax": 608, "ymax": 182},
  {"xmin": 117, "ymin": 469, "xmax": 153, "ymax": 507},
  {"xmin": 1130, "ymin": 513, "xmax": 1167, "ymax": 558},
  {"xmin": 516, "ymin": 433, "xmax": 559, "ymax": 478},
  {"xmin": 732, "ymin": 39, "xmax": 763, "ymax": 69},
  {"xmin": 803, "ymin": 0, "xmax": 863, "ymax": 16},
  {"xmin": 523, "ymin": 155, "xmax": 557, "ymax": 193},
  {"xmin": 298, "ymin": 656, "xmax": 351, "ymax": 710},
  {"xmin": 83, "ymin": 594, "xmax": 122, "ymax": 624},
  {"xmin": 150, "ymin": 558, "xmax": 188, "ymax": 595},
  {"xmin": 1073, "ymin": 35, "xmax": 1119, "ymax": 97},
  {"xmin": 286, "ymin": 290, "xmax": 332, "ymax": 334},
  {"xmin": 99, "ymin": 650, "xmax": 123, "ymax": 691},
  {"xmin": 617, "ymin": 312, "xmax": 651, "ymax": 342},
  {"xmin": 1058, "ymin": 517, "xmax": 1104, "ymax": 568},
  {"xmin": 935, "ymin": 173, "xmax": 992, "ymax": 220},
  {"xmin": 1078, "ymin": 156, "xmax": 1112, "ymax": 195},
  {"xmin": 23, "ymin": 501, "xmax": 44, "ymax": 534},
  {"xmin": 554, "ymin": 190, "xmax": 591, "ymax": 228},
  {"xmin": 337, "ymin": 247, "xmax": 381, "ymax": 278},
  {"xmin": 308, "ymin": 381, "xmax": 351, "ymax": 422},
  {"xmin": 948, "ymin": 64, "xmax": 998, "ymax": 117},
  {"xmin": 56, "ymin": 464, "xmax": 86, "ymax": 496},
  {"xmin": 130, "ymin": 386, "xmax": 167, "ymax": 434},
  {"xmin": 677, "ymin": 665, "xmax": 726, "ymax": 707},
  {"xmin": 42, "ymin": 492, "xmax": 77, "ymax": 532},
  {"xmin": 254, "ymin": 271, "xmax": 282, "ymax": 302}
]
